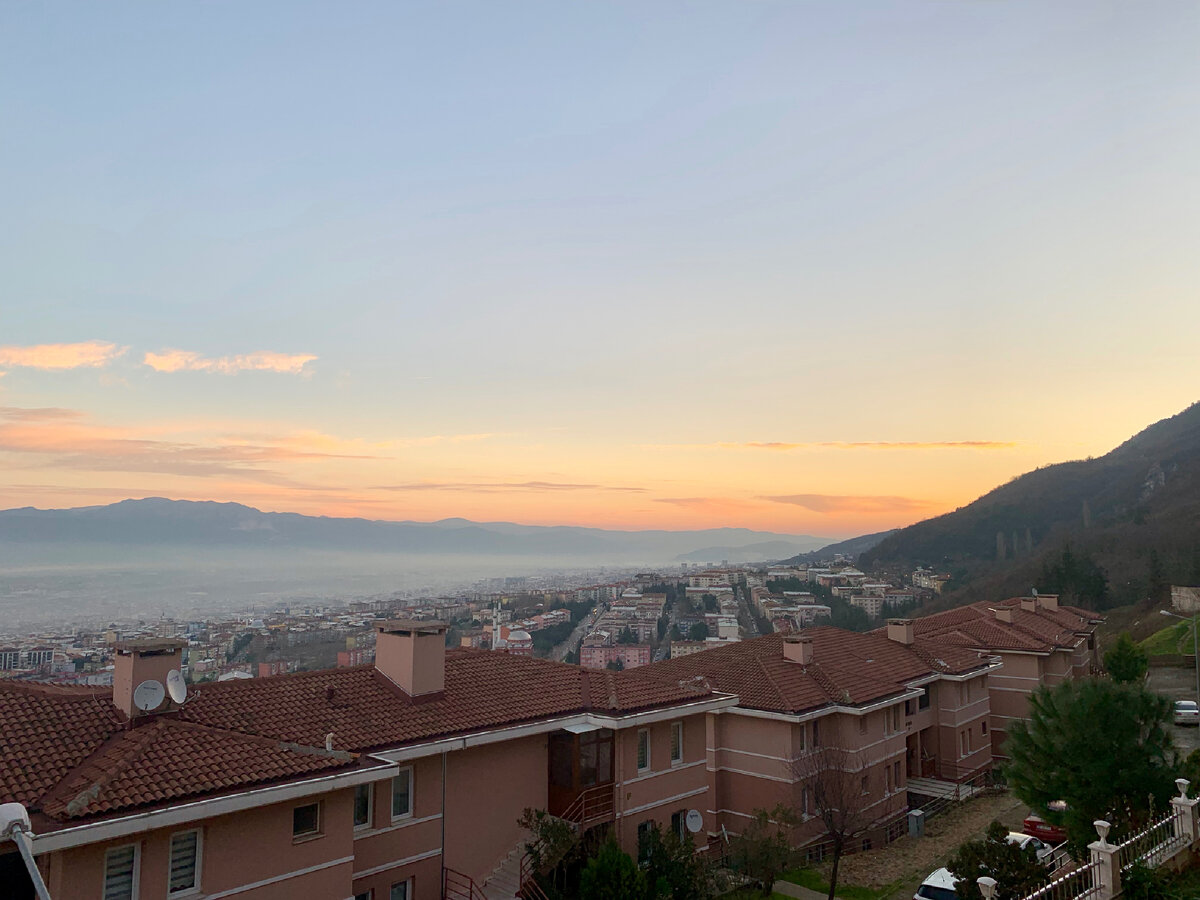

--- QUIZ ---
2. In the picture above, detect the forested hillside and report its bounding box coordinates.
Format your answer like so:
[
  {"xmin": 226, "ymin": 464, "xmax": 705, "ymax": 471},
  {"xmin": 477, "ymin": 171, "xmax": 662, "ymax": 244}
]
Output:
[{"xmin": 861, "ymin": 403, "xmax": 1200, "ymax": 610}]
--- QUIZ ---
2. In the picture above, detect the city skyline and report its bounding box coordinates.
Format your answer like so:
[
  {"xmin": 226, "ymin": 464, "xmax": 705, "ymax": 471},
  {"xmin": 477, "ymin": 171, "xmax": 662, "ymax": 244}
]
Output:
[{"xmin": 3, "ymin": 2, "xmax": 1198, "ymax": 537}]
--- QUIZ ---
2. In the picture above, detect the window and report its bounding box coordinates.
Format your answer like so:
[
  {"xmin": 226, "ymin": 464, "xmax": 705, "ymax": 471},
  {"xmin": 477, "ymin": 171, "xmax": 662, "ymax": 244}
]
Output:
[
  {"xmin": 905, "ymin": 699, "xmax": 914, "ymax": 716},
  {"xmin": 579, "ymin": 729, "xmax": 613, "ymax": 786},
  {"xmin": 637, "ymin": 729, "xmax": 650, "ymax": 771},
  {"xmin": 672, "ymin": 809, "xmax": 686, "ymax": 840},
  {"xmin": 168, "ymin": 830, "xmax": 200, "ymax": 894},
  {"xmin": 670, "ymin": 721, "xmax": 683, "ymax": 764},
  {"xmin": 103, "ymin": 845, "xmax": 138, "ymax": 900},
  {"xmin": 354, "ymin": 893, "xmax": 373, "ymax": 900},
  {"xmin": 960, "ymin": 730, "xmax": 969, "ymax": 758},
  {"xmin": 801, "ymin": 786, "xmax": 811, "ymax": 816},
  {"xmin": 894, "ymin": 761, "xmax": 901, "ymax": 790},
  {"xmin": 892, "ymin": 706, "xmax": 901, "ymax": 733},
  {"xmin": 354, "ymin": 783, "xmax": 373, "ymax": 829},
  {"xmin": 860, "ymin": 775, "xmax": 869, "ymax": 795},
  {"xmin": 797, "ymin": 724, "xmax": 806, "ymax": 752},
  {"xmin": 390, "ymin": 880, "xmax": 410, "ymax": 900},
  {"xmin": 811, "ymin": 719, "xmax": 820, "ymax": 748},
  {"xmin": 918, "ymin": 690, "xmax": 930, "ymax": 711},
  {"xmin": 392, "ymin": 768, "xmax": 412, "ymax": 819},
  {"xmin": 293, "ymin": 802, "xmax": 321, "ymax": 838},
  {"xmin": 981, "ymin": 721, "xmax": 988, "ymax": 736},
  {"xmin": 886, "ymin": 765, "xmax": 892, "ymax": 794},
  {"xmin": 858, "ymin": 716, "xmax": 867, "ymax": 735},
  {"xmin": 637, "ymin": 820, "xmax": 655, "ymax": 863}
]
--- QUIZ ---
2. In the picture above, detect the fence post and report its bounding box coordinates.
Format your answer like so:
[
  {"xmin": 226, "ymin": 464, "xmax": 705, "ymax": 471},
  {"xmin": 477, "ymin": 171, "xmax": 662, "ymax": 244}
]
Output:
[
  {"xmin": 1088, "ymin": 819, "xmax": 1120, "ymax": 900},
  {"xmin": 1171, "ymin": 778, "xmax": 1199, "ymax": 848}
]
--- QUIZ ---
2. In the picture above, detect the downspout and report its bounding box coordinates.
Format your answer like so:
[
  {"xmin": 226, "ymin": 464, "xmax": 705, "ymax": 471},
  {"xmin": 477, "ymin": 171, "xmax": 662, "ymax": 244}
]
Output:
[{"xmin": 440, "ymin": 750, "xmax": 447, "ymax": 881}]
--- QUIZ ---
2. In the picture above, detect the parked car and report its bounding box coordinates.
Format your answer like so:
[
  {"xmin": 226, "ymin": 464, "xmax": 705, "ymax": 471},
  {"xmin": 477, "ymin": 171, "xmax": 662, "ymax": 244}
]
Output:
[
  {"xmin": 1023, "ymin": 812, "xmax": 1068, "ymax": 844},
  {"xmin": 1007, "ymin": 831, "xmax": 1054, "ymax": 863},
  {"xmin": 1174, "ymin": 700, "xmax": 1200, "ymax": 726},
  {"xmin": 914, "ymin": 868, "xmax": 959, "ymax": 900}
]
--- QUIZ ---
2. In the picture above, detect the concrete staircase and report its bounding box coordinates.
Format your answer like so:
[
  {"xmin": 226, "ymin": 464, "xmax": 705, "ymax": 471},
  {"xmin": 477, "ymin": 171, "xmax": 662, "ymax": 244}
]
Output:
[{"xmin": 480, "ymin": 843, "xmax": 524, "ymax": 900}]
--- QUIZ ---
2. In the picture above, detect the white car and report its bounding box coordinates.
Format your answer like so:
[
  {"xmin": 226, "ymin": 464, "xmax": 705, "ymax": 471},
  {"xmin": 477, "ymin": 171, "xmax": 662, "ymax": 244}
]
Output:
[
  {"xmin": 914, "ymin": 868, "xmax": 959, "ymax": 900},
  {"xmin": 1007, "ymin": 831, "xmax": 1054, "ymax": 863},
  {"xmin": 1174, "ymin": 700, "xmax": 1200, "ymax": 726}
]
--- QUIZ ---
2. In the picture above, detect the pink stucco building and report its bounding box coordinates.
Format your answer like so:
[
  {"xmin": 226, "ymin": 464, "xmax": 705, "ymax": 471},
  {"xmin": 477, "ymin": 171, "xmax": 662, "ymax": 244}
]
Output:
[{"xmin": 1, "ymin": 605, "xmax": 1096, "ymax": 897}]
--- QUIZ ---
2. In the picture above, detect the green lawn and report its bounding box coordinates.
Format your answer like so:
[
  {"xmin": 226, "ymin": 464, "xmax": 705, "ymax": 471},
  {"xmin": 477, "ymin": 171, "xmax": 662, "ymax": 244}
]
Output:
[
  {"xmin": 781, "ymin": 868, "xmax": 895, "ymax": 900},
  {"xmin": 1140, "ymin": 621, "xmax": 1194, "ymax": 656}
]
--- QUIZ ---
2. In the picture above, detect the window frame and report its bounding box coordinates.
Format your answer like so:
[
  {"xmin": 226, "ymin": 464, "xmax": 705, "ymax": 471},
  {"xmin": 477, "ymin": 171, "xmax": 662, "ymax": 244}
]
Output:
[
  {"xmin": 636, "ymin": 728, "xmax": 651, "ymax": 772},
  {"xmin": 292, "ymin": 801, "xmax": 322, "ymax": 840},
  {"xmin": 391, "ymin": 766, "xmax": 414, "ymax": 821},
  {"xmin": 167, "ymin": 828, "xmax": 202, "ymax": 896},
  {"xmin": 354, "ymin": 892, "xmax": 374, "ymax": 900},
  {"xmin": 389, "ymin": 879, "xmax": 411, "ymax": 900},
  {"xmin": 669, "ymin": 721, "xmax": 683, "ymax": 765},
  {"xmin": 103, "ymin": 842, "xmax": 140, "ymax": 900},
  {"xmin": 353, "ymin": 782, "xmax": 374, "ymax": 831}
]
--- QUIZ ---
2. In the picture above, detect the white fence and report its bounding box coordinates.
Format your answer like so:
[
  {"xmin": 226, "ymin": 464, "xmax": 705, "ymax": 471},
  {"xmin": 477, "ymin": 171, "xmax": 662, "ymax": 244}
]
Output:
[{"xmin": 992, "ymin": 779, "xmax": 1199, "ymax": 900}]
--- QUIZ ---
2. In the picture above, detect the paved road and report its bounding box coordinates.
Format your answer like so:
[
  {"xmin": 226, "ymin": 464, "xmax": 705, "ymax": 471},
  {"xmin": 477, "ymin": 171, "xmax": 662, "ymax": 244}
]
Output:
[
  {"xmin": 551, "ymin": 612, "xmax": 597, "ymax": 661},
  {"xmin": 1148, "ymin": 664, "xmax": 1200, "ymax": 755}
]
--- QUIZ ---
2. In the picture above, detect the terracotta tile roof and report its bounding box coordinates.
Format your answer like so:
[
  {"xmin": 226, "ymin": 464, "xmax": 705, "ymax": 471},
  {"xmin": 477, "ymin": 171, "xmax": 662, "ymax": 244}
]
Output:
[
  {"xmin": 40, "ymin": 719, "xmax": 368, "ymax": 822},
  {"xmin": 906, "ymin": 597, "xmax": 1101, "ymax": 653},
  {"xmin": 628, "ymin": 628, "xmax": 991, "ymax": 715},
  {"xmin": 0, "ymin": 682, "xmax": 124, "ymax": 809},
  {"xmin": 177, "ymin": 649, "xmax": 713, "ymax": 752}
]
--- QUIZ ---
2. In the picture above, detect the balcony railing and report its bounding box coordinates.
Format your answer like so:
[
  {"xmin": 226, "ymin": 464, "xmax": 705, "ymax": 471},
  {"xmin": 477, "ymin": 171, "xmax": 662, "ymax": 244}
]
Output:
[
  {"xmin": 558, "ymin": 783, "xmax": 616, "ymax": 828},
  {"xmin": 443, "ymin": 866, "xmax": 487, "ymax": 900}
]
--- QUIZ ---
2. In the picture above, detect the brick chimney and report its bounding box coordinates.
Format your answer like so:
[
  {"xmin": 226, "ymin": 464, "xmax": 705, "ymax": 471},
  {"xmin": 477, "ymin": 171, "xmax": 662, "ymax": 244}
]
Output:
[
  {"xmin": 1039, "ymin": 594, "xmax": 1059, "ymax": 609},
  {"xmin": 886, "ymin": 618, "xmax": 914, "ymax": 645},
  {"xmin": 375, "ymin": 620, "xmax": 446, "ymax": 700},
  {"xmin": 994, "ymin": 607, "xmax": 1014, "ymax": 624},
  {"xmin": 1020, "ymin": 596, "xmax": 1038, "ymax": 612},
  {"xmin": 113, "ymin": 638, "xmax": 186, "ymax": 719},
  {"xmin": 783, "ymin": 635, "xmax": 813, "ymax": 665}
]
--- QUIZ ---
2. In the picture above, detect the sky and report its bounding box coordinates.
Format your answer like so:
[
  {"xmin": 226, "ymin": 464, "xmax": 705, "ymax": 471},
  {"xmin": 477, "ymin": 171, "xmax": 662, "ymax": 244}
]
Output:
[{"xmin": 1, "ymin": 1, "xmax": 1198, "ymax": 539}]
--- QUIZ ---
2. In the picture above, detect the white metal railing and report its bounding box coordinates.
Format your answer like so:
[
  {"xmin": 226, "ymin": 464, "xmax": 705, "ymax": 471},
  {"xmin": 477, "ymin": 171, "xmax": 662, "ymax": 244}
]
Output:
[
  {"xmin": 1043, "ymin": 840, "xmax": 1074, "ymax": 876},
  {"xmin": 1019, "ymin": 859, "xmax": 1100, "ymax": 900},
  {"xmin": 1116, "ymin": 807, "xmax": 1187, "ymax": 871}
]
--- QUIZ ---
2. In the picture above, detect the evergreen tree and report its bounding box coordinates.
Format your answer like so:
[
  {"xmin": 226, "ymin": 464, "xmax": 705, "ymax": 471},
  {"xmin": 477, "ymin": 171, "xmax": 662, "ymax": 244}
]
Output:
[
  {"xmin": 1103, "ymin": 632, "xmax": 1149, "ymax": 684},
  {"xmin": 946, "ymin": 821, "xmax": 1048, "ymax": 900},
  {"xmin": 580, "ymin": 841, "xmax": 645, "ymax": 900},
  {"xmin": 1004, "ymin": 679, "xmax": 1177, "ymax": 853}
]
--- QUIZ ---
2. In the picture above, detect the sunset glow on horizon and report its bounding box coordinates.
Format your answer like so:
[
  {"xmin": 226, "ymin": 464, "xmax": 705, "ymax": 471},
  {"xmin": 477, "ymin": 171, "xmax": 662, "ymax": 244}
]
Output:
[{"xmin": 3, "ymin": 2, "xmax": 1198, "ymax": 539}]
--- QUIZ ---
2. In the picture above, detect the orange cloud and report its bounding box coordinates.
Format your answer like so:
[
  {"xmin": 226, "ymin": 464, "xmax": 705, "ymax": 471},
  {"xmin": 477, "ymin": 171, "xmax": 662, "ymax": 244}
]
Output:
[
  {"xmin": 374, "ymin": 481, "xmax": 646, "ymax": 493},
  {"xmin": 761, "ymin": 493, "xmax": 935, "ymax": 514},
  {"xmin": 143, "ymin": 349, "xmax": 317, "ymax": 375},
  {"xmin": 733, "ymin": 441, "xmax": 1018, "ymax": 451},
  {"xmin": 0, "ymin": 340, "xmax": 126, "ymax": 370},
  {"xmin": 0, "ymin": 406, "xmax": 365, "ymax": 487}
]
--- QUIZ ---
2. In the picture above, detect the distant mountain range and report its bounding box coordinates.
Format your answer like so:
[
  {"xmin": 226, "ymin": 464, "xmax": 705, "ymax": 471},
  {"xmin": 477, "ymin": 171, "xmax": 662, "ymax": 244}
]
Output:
[
  {"xmin": 862, "ymin": 402, "xmax": 1200, "ymax": 609},
  {"xmin": 778, "ymin": 530, "xmax": 896, "ymax": 565},
  {"xmin": 0, "ymin": 498, "xmax": 832, "ymax": 565}
]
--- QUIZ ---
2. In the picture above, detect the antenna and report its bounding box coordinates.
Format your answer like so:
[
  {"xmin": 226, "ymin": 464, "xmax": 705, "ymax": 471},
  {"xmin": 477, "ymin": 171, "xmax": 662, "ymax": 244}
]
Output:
[
  {"xmin": 133, "ymin": 679, "xmax": 166, "ymax": 712},
  {"xmin": 166, "ymin": 669, "xmax": 188, "ymax": 704}
]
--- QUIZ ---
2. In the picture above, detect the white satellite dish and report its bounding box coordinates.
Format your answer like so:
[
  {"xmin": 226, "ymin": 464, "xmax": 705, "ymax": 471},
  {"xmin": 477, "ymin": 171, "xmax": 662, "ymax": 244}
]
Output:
[
  {"xmin": 685, "ymin": 809, "xmax": 703, "ymax": 834},
  {"xmin": 133, "ymin": 679, "xmax": 166, "ymax": 712},
  {"xmin": 166, "ymin": 669, "xmax": 188, "ymax": 704}
]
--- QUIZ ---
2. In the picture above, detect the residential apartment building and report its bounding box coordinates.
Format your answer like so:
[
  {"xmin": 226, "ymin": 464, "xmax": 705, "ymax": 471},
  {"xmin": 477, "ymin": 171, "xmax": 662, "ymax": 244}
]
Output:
[
  {"xmin": 2, "ymin": 623, "xmax": 735, "ymax": 900},
  {"xmin": 899, "ymin": 594, "xmax": 1102, "ymax": 759},
  {"xmin": 634, "ymin": 620, "xmax": 1001, "ymax": 847}
]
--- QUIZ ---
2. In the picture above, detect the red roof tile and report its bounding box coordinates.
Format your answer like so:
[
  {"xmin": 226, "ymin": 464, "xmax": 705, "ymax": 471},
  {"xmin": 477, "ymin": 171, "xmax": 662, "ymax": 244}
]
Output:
[
  {"xmin": 628, "ymin": 628, "xmax": 991, "ymax": 715},
  {"xmin": 41, "ymin": 719, "xmax": 367, "ymax": 821},
  {"xmin": 177, "ymin": 649, "xmax": 712, "ymax": 752}
]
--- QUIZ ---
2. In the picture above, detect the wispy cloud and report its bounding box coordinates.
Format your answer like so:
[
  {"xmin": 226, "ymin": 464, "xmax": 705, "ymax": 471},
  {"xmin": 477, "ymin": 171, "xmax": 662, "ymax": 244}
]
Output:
[
  {"xmin": 143, "ymin": 349, "xmax": 317, "ymax": 375},
  {"xmin": 0, "ymin": 340, "xmax": 127, "ymax": 371},
  {"xmin": 761, "ymin": 493, "xmax": 935, "ymax": 514},
  {"xmin": 375, "ymin": 481, "xmax": 646, "ymax": 493},
  {"xmin": 737, "ymin": 441, "xmax": 1017, "ymax": 451},
  {"xmin": 645, "ymin": 440, "xmax": 1017, "ymax": 452},
  {"xmin": 0, "ymin": 407, "xmax": 364, "ymax": 487}
]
